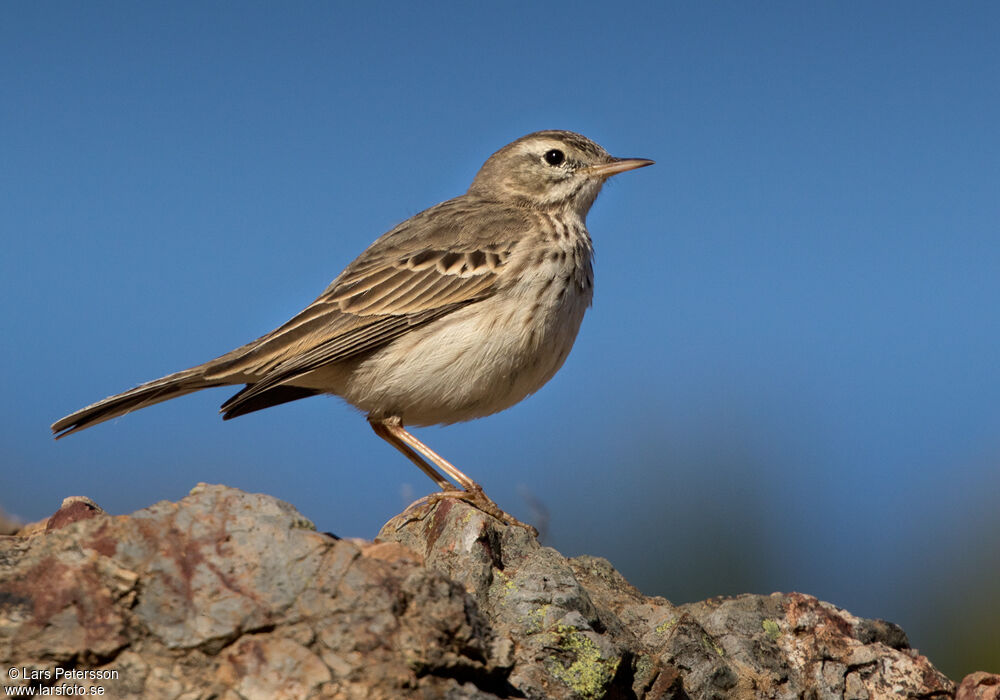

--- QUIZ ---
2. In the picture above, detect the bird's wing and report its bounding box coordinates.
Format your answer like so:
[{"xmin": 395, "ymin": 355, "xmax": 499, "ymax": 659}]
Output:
[{"xmin": 213, "ymin": 198, "xmax": 526, "ymax": 413}]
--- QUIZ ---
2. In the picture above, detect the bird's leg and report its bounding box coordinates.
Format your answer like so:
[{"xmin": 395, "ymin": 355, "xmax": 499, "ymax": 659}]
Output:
[
  {"xmin": 375, "ymin": 416, "xmax": 478, "ymax": 490},
  {"xmin": 369, "ymin": 416, "xmax": 537, "ymax": 534},
  {"xmin": 368, "ymin": 417, "xmax": 457, "ymax": 492}
]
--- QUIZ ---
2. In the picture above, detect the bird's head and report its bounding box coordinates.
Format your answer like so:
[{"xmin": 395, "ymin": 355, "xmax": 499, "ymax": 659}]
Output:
[{"xmin": 468, "ymin": 130, "xmax": 653, "ymax": 217}]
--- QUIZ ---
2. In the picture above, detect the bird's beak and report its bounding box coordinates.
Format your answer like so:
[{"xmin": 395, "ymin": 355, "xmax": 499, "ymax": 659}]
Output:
[{"xmin": 586, "ymin": 157, "xmax": 655, "ymax": 178}]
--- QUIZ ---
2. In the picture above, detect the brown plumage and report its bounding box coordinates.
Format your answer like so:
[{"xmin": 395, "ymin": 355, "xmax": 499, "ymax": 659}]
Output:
[{"xmin": 52, "ymin": 130, "xmax": 653, "ymax": 529}]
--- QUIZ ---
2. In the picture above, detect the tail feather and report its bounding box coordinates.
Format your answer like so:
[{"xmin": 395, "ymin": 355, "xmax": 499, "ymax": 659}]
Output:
[
  {"xmin": 51, "ymin": 369, "xmax": 223, "ymax": 439},
  {"xmin": 220, "ymin": 385, "xmax": 321, "ymax": 420}
]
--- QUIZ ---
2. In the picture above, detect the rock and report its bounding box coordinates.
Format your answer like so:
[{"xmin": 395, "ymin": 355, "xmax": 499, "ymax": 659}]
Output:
[
  {"xmin": 957, "ymin": 672, "xmax": 1000, "ymax": 700},
  {"xmin": 45, "ymin": 496, "xmax": 105, "ymax": 533},
  {"xmin": 0, "ymin": 484, "xmax": 968, "ymax": 699},
  {"xmin": 0, "ymin": 507, "xmax": 22, "ymax": 536}
]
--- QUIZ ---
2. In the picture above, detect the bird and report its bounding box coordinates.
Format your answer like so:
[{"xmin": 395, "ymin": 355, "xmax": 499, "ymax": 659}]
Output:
[{"xmin": 52, "ymin": 130, "xmax": 653, "ymax": 530}]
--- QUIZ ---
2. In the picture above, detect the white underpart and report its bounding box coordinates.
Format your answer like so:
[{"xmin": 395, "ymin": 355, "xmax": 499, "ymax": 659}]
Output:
[{"xmin": 299, "ymin": 214, "xmax": 595, "ymax": 426}]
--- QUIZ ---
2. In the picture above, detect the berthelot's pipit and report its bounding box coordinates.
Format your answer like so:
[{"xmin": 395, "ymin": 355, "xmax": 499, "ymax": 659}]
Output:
[{"xmin": 52, "ymin": 130, "xmax": 653, "ymax": 530}]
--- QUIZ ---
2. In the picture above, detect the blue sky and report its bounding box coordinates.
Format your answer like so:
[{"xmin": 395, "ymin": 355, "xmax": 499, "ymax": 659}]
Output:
[{"xmin": 3, "ymin": 2, "xmax": 998, "ymax": 676}]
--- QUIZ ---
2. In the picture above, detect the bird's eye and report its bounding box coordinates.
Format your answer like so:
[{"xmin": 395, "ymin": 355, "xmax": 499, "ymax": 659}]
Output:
[{"xmin": 543, "ymin": 149, "xmax": 565, "ymax": 166}]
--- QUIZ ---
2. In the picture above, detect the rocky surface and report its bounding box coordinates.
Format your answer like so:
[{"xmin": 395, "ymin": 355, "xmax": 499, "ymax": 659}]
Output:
[
  {"xmin": 0, "ymin": 507, "xmax": 21, "ymax": 536},
  {"xmin": 956, "ymin": 673, "xmax": 1000, "ymax": 700},
  {"xmin": 0, "ymin": 484, "xmax": 985, "ymax": 699}
]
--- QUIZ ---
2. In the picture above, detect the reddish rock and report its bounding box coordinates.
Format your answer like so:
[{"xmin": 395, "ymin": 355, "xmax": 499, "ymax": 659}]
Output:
[
  {"xmin": 958, "ymin": 672, "xmax": 1000, "ymax": 700},
  {"xmin": 46, "ymin": 496, "xmax": 105, "ymax": 532}
]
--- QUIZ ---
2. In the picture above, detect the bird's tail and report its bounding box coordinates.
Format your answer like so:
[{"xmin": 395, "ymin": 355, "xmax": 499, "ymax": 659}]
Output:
[{"xmin": 51, "ymin": 367, "xmax": 224, "ymax": 439}]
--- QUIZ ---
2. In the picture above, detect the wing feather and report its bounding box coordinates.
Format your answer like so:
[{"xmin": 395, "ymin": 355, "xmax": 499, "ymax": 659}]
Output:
[{"xmin": 213, "ymin": 197, "xmax": 531, "ymax": 417}]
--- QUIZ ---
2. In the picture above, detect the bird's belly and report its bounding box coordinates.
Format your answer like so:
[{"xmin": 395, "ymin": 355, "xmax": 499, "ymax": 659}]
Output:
[{"xmin": 327, "ymin": 279, "xmax": 592, "ymax": 426}]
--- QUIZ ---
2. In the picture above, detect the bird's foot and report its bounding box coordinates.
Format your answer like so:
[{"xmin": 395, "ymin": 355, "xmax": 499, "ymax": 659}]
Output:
[{"xmin": 401, "ymin": 486, "xmax": 538, "ymax": 537}]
